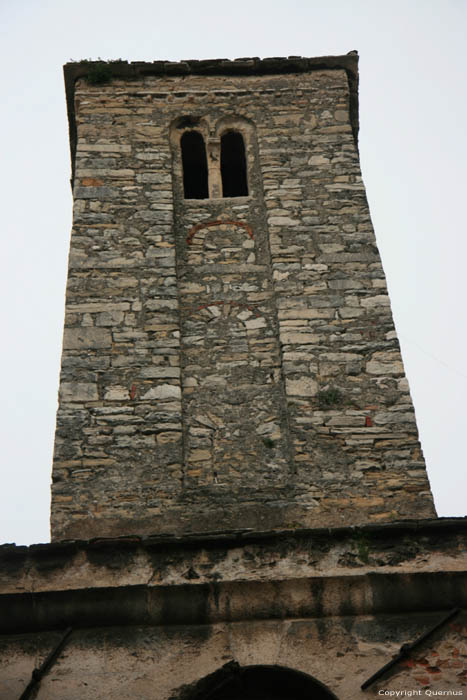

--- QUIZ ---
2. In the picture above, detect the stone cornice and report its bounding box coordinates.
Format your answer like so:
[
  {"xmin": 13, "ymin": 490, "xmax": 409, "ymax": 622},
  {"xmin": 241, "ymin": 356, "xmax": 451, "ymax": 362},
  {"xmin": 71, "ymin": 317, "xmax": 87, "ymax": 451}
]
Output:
[{"xmin": 1, "ymin": 570, "xmax": 466, "ymax": 634}]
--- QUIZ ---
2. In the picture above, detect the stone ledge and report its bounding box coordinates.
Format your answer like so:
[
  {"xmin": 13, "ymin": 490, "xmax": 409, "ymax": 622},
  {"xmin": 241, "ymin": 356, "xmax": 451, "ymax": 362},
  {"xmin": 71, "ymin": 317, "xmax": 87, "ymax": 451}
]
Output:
[
  {"xmin": 1, "ymin": 518, "xmax": 466, "ymax": 606},
  {"xmin": 1, "ymin": 570, "xmax": 465, "ymax": 634}
]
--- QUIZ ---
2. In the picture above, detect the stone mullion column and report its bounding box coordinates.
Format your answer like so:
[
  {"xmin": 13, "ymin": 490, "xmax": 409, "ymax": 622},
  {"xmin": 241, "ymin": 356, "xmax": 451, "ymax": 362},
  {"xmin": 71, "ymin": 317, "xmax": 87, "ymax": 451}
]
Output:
[{"xmin": 207, "ymin": 139, "xmax": 222, "ymax": 198}]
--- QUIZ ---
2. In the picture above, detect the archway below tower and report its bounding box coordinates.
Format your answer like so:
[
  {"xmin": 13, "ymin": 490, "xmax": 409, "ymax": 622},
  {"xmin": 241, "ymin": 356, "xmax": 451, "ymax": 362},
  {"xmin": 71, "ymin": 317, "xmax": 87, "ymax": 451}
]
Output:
[{"xmin": 182, "ymin": 663, "xmax": 339, "ymax": 700}]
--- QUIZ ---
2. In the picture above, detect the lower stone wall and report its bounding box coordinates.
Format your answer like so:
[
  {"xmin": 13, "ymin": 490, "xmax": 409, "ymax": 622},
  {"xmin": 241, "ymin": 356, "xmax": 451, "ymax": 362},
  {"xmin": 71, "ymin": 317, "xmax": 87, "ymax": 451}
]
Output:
[
  {"xmin": 1, "ymin": 612, "xmax": 466, "ymax": 699},
  {"xmin": 2, "ymin": 521, "xmax": 465, "ymax": 698}
]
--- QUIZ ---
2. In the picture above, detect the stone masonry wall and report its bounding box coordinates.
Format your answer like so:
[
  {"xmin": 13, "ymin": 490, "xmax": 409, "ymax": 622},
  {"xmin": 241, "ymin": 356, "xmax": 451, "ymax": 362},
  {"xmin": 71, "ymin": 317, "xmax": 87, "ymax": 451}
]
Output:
[{"xmin": 51, "ymin": 62, "xmax": 435, "ymax": 540}]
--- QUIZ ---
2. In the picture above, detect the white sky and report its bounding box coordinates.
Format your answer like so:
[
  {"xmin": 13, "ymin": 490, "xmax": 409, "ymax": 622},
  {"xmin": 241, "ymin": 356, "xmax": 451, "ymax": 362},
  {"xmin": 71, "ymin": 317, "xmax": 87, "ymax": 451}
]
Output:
[{"xmin": 1, "ymin": 0, "xmax": 466, "ymax": 545}]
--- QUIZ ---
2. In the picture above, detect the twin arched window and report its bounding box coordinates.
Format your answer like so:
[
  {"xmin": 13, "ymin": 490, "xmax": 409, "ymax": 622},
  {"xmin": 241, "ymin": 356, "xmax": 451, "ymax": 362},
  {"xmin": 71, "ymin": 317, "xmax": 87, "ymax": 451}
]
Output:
[{"xmin": 181, "ymin": 129, "xmax": 248, "ymax": 199}]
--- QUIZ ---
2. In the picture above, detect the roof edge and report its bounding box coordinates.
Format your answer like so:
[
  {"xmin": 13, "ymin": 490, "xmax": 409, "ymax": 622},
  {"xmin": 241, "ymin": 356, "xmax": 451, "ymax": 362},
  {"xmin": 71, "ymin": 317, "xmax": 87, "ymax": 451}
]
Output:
[{"xmin": 2, "ymin": 517, "xmax": 466, "ymax": 559}]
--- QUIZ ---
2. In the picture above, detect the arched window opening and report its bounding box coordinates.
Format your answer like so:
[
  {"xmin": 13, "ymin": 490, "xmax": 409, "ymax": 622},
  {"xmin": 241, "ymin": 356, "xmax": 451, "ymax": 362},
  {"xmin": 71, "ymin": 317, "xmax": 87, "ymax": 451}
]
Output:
[
  {"xmin": 221, "ymin": 131, "xmax": 248, "ymax": 197},
  {"xmin": 181, "ymin": 131, "xmax": 209, "ymax": 199}
]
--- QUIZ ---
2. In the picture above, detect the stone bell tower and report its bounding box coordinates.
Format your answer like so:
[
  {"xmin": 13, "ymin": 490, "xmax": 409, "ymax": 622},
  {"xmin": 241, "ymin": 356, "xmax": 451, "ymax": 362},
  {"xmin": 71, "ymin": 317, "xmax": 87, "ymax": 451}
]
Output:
[
  {"xmin": 51, "ymin": 52, "xmax": 435, "ymax": 540},
  {"xmin": 4, "ymin": 54, "xmax": 467, "ymax": 700}
]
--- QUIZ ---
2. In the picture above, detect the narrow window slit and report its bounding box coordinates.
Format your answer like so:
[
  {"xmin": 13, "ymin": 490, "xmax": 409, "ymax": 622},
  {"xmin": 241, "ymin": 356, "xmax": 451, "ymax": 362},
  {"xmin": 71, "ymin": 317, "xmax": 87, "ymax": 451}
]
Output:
[
  {"xmin": 221, "ymin": 131, "xmax": 248, "ymax": 197},
  {"xmin": 181, "ymin": 131, "xmax": 209, "ymax": 199}
]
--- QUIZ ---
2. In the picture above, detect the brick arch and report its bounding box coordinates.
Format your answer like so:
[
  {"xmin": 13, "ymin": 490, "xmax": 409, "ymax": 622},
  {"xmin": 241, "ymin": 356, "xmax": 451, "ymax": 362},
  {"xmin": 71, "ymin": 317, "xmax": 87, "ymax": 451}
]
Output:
[
  {"xmin": 168, "ymin": 115, "xmax": 210, "ymax": 142},
  {"xmin": 213, "ymin": 113, "xmax": 256, "ymax": 139},
  {"xmin": 186, "ymin": 219, "xmax": 254, "ymax": 245}
]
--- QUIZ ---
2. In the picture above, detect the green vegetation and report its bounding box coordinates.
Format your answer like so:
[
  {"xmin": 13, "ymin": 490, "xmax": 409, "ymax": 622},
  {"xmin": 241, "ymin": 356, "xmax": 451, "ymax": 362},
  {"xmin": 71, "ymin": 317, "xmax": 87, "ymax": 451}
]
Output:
[
  {"xmin": 355, "ymin": 536, "xmax": 370, "ymax": 564},
  {"xmin": 69, "ymin": 58, "xmax": 124, "ymax": 85},
  {"xmin": 317, "ymin": 387, "xmax": 342, "ymax": 408}
]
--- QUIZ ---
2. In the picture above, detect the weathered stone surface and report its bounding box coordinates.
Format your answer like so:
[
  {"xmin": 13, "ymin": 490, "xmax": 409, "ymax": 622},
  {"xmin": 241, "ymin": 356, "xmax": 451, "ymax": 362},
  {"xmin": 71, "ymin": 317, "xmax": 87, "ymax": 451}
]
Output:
[
  {"xmin": 63, "ymin": 328, "xmax": 111, "ymax": 350},
  {"xmin": 286, "ymin": 377, "xmax": 318, "ymax": 397},
  {"xmin": 104, "ymin": 386, "xmax": 130, "ymax": 401},
  {"xmin": 141, "ymin": 384, "xmax": 181, "ymax": 400},
  {"xmin": 60, "ymin": 382, "xmax": 98, "ymax": 402}
]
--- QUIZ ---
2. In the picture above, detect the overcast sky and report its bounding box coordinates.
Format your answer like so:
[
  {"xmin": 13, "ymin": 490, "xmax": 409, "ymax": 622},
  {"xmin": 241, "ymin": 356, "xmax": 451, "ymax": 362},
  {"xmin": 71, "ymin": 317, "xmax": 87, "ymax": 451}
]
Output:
[{"xmin": 1, "ymin": 0, "xmax": 466, "ymax": 545}]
